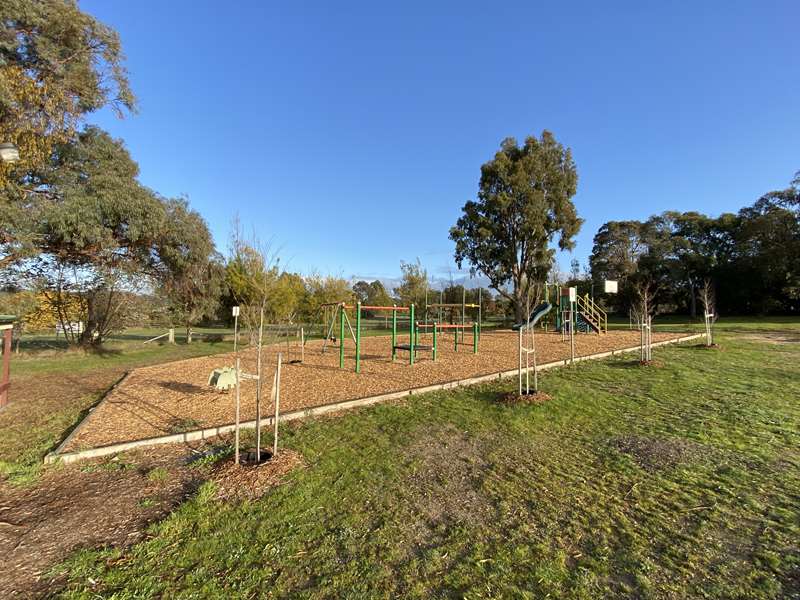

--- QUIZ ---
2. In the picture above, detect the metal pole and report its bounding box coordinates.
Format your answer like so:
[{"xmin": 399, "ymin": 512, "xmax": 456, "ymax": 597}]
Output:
[
  {"xmin": 424, "ymin": 287, "xmax": 428, "ymax": 324},
  {"xmin": 409, "ymin": 304, "xmax": 415, "ymax": 365},
  {"xmin": 473, "ymin": 322, "xmax": 478, "ymax": 354},
  {"xmin": 391, "ymin": 305, "xmax": 397, "ymax": 361},
  {"xmin": 432, "ymin": 322, "xmax": 437, "ymax": 361},
  {"xmin": 570, "ymin": 305, "xmax": 576, "ymax": 365},
  {"xmin": 533, "ymin": 327, "xmax": 539, "ymax": 392},
  {"xmin": 234, "ymin": 357, "xmax": 241, "ymax": 465},
  {"xmin": 0, "ymin": 328, "xmax": 11, "ymax": 408},
  {"xmin": 339, "ymin": 304, "xmax": 345, "ymax": 369},
  {"xmin": 355, "ymin": 302, "xmax": 361, "ymax": 374},
  {"xmin": 273, "ymin": 353, "xmax": 282, "ymax": 457},
  {"xmin": 233, "ymin": 314, "xmax": 238, "ymax": 353},
  {"xmin": 478, "ymin": 287, "xmax": 482, "ymax": 340},
  {"xmin": 461, "ymin": 287, "xmax": 466, "ymax": 344},
  {"xmin": 256, "ymin": 306, "xmax": 264, "ymax": 462},
  {"xmin": 300, "ymin": 327, "xmax": 304, "ymax": 363}
]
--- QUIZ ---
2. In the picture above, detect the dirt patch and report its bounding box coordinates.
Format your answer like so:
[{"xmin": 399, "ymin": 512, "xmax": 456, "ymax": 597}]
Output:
[
  {"xmin": 0, "ymin": 444, "xmax": 211, "ymax": 598},
  {"xmin": 610, "ymin": 435, "xmax": 706, "ymax": 472},
  {"xmin": 400, "ymin": 425, "xmax": 493, "ymax": 533},
  {"xmin": 741, "ymin": 332, "xmax": 800, "ymax": 345},
  {"xmin": 638, "ymin": 359, "xmax": 666, "ymax": 368},
  {"xmin": 693, "ymin": 343, "xmax": 724, "ymax": 351},
  {"xmin": 498, "ymin": 391, "xmax": 552, "ymax": 405},
  {"xmin": 63, "ymin": 330, "xmax": 688, "ymax": 451},
  {"xmin": 210, "ymin": 449, "xmax": 304, "ymax": 501}
]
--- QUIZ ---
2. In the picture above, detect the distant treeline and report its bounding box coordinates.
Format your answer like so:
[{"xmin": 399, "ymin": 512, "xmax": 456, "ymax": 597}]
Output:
[{"xmin": 587, "ymin": 171, "xmax": 800, "ymax": 316}]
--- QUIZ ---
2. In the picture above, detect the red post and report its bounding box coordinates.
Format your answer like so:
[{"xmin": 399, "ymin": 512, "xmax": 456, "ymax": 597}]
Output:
[{"xmin": 0, "ymin": 328, "xmax": 11, "ymax": 409}]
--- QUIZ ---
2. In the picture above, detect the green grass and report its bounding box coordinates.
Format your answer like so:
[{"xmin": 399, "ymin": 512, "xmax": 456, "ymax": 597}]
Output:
[
  {"xmin": 10, "ymin": 335, "xmax": 236, "ymax": 378},
  {"xmin": 52, "ymin": 321, "xmax": 800, "ymax": 598}
]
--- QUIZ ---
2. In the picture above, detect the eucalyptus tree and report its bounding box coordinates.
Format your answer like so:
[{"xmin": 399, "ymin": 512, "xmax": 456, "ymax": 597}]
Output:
[
  {"xmin": 0, "ymin": 0, "xmax": 134, "ymax": 186},
  {"xmin": 1, "ymin": 0, "xmax": 135, "ymax": 269},
  {"xmin": 157, "ymin": 198, "xmax": 225, "ymax": 342},
  {"xmin": 450, "ymin": 131, "xmax": 582, "ymax": 321},
  {"xmin": 10, "ymin": 127, "xmax": 219, "ymax": 346}
]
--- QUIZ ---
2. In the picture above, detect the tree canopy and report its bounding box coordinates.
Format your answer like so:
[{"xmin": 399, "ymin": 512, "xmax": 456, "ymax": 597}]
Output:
[
  {"xmin": 0, "ymin": 0, "xmax": 134, "ymax": 185},
  {"xmin": 589, "ymin": 170, "xmax": 800, "ymax": 316},
  {"xmin": 450, "ymin": 131, "xmax": 582, "ymax": 320}
]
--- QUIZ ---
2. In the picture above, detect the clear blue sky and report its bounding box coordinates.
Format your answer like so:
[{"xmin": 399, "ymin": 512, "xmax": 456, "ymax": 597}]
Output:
[{"xmin": 82, "ymin": 0, "xmax": 799, "ymax": 288}]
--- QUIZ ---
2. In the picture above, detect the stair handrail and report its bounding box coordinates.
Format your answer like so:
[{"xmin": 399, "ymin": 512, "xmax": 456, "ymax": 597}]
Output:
[{"xmin": 578, "ymin": 294, "xmax": 607, "ymax": 333}]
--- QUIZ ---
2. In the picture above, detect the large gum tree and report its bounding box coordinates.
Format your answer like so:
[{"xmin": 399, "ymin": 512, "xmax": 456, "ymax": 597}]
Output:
[{"xmin": 450, "ymin": 131, "xmax": 582, "ymax": 322}]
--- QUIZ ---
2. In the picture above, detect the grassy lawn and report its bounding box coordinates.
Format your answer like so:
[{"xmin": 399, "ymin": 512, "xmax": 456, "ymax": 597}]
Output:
[{"xmin": 51, "ymin": 319, "xmax": 800, "ymax": 598}]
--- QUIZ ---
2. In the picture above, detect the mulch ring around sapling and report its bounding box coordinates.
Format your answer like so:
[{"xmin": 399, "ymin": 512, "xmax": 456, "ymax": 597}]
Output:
[
  {"xmin": 498, "ymin": 390, "xmax": 552, "ymax": 406},
  {"xmin": 638, "ymin": 358, "xmax": 666, "ymax": 368},
  {"xmin": 210, "ymin": 448, "xmax": 304, "ymax": 501},
  {"xmin": 694, "ymin": 343, "xmax": 723, "ymax": 351}
]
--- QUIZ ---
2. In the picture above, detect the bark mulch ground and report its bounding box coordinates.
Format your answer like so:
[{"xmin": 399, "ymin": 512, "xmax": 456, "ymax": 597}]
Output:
[
  {"xmin": 64, "ymin": 330, "xmax": 685, "ymax": 451},
  {"xmin": 0, "ymin": 444, "xmax": 212, "ymax": 598},
  {"xmin": 211, "ymin": 449, "xmax": 304, "ymax": 501}
]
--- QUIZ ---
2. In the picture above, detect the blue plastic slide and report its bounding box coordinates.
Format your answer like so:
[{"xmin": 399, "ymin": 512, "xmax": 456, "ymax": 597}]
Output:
[{"xmin": 512, "ymin": 302, "xmax": 552, "ymax": 331}]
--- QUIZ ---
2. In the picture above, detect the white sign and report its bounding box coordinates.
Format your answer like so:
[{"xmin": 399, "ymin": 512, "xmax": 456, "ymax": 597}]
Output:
[
  {"xmin": 604, "ymin": 280, "xmax": 618, "ymax": 294},
  {"xmin": 232, "ymin": 306, "xmax": 240, "ymax": 317},
  {"xmin": 568, "ymin": 287, "xmax": 577, "ymax": 302}
]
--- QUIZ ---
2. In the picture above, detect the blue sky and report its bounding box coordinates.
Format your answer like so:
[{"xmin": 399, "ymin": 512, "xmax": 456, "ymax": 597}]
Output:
[{"xmin": 82, "ymin": 0, "xmax": 799, "ymax": 289}]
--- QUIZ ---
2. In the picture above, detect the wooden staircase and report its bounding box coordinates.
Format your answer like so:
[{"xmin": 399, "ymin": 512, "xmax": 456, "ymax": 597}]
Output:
[{"xmin": 576, "ymin": 294, "xmax": 608, "ymax": 334}]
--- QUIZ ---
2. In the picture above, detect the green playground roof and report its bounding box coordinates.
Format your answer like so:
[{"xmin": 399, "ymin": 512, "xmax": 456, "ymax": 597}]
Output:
[{"xmin": 0, "ymin": 315, "xmax": 18, "ymax": 324}]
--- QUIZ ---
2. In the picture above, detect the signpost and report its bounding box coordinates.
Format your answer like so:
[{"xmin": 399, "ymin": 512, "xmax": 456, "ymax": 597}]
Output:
[{"xmin": 0, "ymin": 316, "xmax": 16, "ymax": 409}]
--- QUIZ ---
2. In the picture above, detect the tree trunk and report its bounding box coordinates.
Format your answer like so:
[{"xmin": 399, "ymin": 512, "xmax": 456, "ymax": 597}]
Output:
[
  {"xmin": 689, "ymin": 284, "xmax": 697, "ymax": 319},
  {"xmin": 186, "ymin": 326, "xmax": 192, "ymax": 344},
  {"xmin": 513, "ymin": 289, "xmax": 525, "ymax": 323}
]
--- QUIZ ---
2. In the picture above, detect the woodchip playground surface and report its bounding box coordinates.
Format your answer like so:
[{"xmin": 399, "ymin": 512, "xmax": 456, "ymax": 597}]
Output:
[{"xmin": 62, "ymin": 329, "xmax": 687, "ymax": 452}]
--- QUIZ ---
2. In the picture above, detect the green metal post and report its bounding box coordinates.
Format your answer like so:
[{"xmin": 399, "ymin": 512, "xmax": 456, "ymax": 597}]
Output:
[
  {"xmin": 478, "ymin": 287, "xmax": 482, "ymax": 341},
  {"xmin": 391, "ymin": 305, "xmax": 397, "ymax": 361},
  {"xmin": 409, "ymin": 303, "xmax": 415, "ymax": 365},
  {"xmin": 454, "ymin": 325, "xmax": 458, "ymax": 352},
  {"xmin": 432, "ymin": 322, "xmax": 437, "ymax": 361},
  {"xmin": 339, "ymin": 304, "xmax": 345, "ymax": 369},
  {"xmin": 473, "ymin": 322, "xmax": 478, "ymax": 354},
  {"xmin": 461, "ymin": 286, "xmax": 466, "ymax": 344},
  {"xmin": 355, "ymin": 302, "xmax": 361, "ymax": 373}
]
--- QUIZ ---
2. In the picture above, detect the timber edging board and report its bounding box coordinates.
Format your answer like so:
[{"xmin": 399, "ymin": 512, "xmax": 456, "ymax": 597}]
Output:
[{"xmin": 44, "ymin": 333, "xmax": 704, "ymax": 465}]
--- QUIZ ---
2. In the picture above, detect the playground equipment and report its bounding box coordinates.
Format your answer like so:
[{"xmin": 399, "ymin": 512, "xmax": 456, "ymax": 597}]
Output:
[
  {"xmin": 518, "ymin": 301, "xmax": 552, "ymax": 395},
  {"xmin": 414, "ymin": 320, "xmax": 479, "ymax": 358},
  {"xmin": 543, "ymin": 285, "xmax": 608, "ymax": 334},
  {"xmin": 322, "ymin": 302, "xmax": 414, "ymax": 372},
  {"xmin": 512, "ymin": 301, "xmax": 552, "ymax": 331},
  {"xmin": 0, "ymin": 315, "xmax": 15, "ymax": 409},
  {"xmin": 320, "ymin": 301, "xmax": 480, "ymax": 373},
  {"xmin": 428, "ymin": 296, "xmax": 482, "ymax": 342},
  {"xmin": 278, "ymin": 325, "xmax": 304, "ymax": 364}
]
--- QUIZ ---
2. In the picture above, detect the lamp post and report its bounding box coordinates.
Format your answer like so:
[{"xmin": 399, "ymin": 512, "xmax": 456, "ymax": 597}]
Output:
[{"xmin": 0, "ymin": 143, "xmax": 20, "ymax": 164}]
